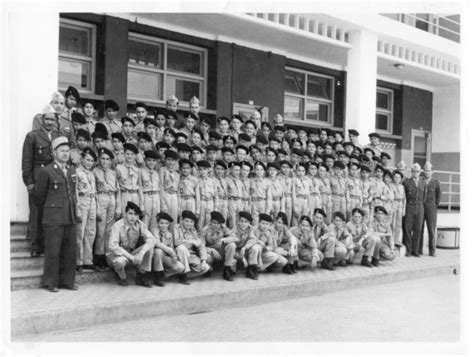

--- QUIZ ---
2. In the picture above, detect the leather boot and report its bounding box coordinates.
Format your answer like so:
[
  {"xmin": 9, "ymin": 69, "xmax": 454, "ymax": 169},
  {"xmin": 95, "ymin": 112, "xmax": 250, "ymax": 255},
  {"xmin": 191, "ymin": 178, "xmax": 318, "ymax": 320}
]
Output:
[
  {"xmin": 361, "ymin": 255, "xmax": 373, "ymax": 268},
  {"xmin": 321, "ymin": 258, "xmax": 335, "ymax": 271},
  {"xmin": 291, "ymin": 261, "xmax": 298, "ymax": 274},
  {"xmin": 371, "ymin": 257, "xmax": 380, "ymax": 267},
  {"xmin": 282, "ymin": 263, "xmax": 293, "ymax": 275},
  {"xmin": 223, "ymin": 267, "xmax": 233, "ymax": 281},
  {"xmin": 246, "ymin": 265, "xmax": 257, "ymax": 280},
  {"xmin": 179, "ymin": 273, "xmax": 190, "ymax": 285},
  {"xmin": 153, "ymin": 271, "xmax": 165, "ymax": 287}
]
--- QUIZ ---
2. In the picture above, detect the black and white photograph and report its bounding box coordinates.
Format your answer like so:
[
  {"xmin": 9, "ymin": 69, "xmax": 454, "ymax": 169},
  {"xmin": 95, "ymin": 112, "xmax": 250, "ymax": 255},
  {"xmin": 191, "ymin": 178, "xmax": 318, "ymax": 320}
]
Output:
[{"xmin": 2, "ymin": 0, "xmax": 470, "ymax": 355}]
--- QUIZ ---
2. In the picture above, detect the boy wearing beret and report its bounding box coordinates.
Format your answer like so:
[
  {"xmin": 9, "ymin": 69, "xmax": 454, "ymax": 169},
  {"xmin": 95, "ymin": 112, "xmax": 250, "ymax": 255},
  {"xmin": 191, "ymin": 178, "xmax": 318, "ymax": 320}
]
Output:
[
  {"xmin": 370, "ymin": 206, "xmax": 396, "ymax": 262},
  {"xmin": 330, "ymin": 161, "xmax": 348, "ymax": 219},
  {"xmin": 100, "ymin": 100, "xmax": 122, "ymax": 137},
  {"xmin": 76, "ymin": 148, "xmax": 98, "ymax": 272},
  {"xmin": 116, "ymin": 143, "xmax": 143, "ymax": 217},
  {"xmin": 345, "ymin": 208, "xmax": 380, "ymax": 267},
  {"xmin": 159, "ymin": 149, "xmax": 181, "ymax": 223},
  {"xmin": 213, "ymin": 160, "xmax": 229, "ymax": 222},
  {"xmin": 197, "ymin": 160, "xmax": 217, "ymax": 229},
  {"xmin": 226, "ymin": 162, "xmax": 243, "ymax": 229},
  {"xmin": 328, "ymin": 212, "xmax": 352, "ymax": 266},
  {"xmin": 139, "ymin": 150, "xmax": 161, "ymax": 231}
]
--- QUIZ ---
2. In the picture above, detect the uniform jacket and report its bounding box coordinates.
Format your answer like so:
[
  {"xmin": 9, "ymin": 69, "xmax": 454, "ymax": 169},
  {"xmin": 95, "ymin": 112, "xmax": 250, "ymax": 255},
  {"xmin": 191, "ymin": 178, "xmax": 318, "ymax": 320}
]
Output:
[
  {"xmin": 424, "ymin": 177, "xmax": 441, "ymax": 207},
  {"xmin": 22, "ymin": 129, "xmax": 60, "ymax": 186},
  {"xmin": 34, "ymin": 161, "xmax": 78, "ymax": 226},
  {"xmin": 403, "ymin": 177, "xmax": 426, "ymax": 205}
]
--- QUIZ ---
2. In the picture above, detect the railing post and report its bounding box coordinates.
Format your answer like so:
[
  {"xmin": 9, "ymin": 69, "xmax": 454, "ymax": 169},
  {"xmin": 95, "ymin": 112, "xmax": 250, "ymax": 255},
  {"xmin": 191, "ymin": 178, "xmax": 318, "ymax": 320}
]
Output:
[{"xmin": 448, "ymin": 173, "xmax": 452, "ymax": 211}]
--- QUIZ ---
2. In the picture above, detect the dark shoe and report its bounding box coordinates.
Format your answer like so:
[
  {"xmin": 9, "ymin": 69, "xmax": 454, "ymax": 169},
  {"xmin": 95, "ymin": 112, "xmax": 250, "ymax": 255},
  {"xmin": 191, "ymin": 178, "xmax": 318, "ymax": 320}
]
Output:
[
  {"xmin": 47, "ymin": 286, "xmax": 59, "ymax": 293},
  {"xmin": 412, "ymin": 252, "xmax": 420, "ymax": 257},
  {"xmin": 59, "ymin": 284, "xmax": 79, "ymax": 290},
  {"xmin": 361, "ymin": 256, "xmax": 373, "ymax": 268},
  {"xmin": 291, "ymin": 261, "xmax": 298, "ymax": 274},
  {"xmin": 282, "ymin": 264, "xmax": 293, "ymax": 275},
  {"xmin": 371, "ymin": 258, "xmax": 380, "ymax": 267},
  {"xmin": 179, "ymin": 273, "xmax": 190, "ymax": 285},
  {"xmin": 246, "ymin": 266, "xmax": 258, "ymax": 280},
  {"xmin": 405, "ymin": 251, "xmax": 412, "ymax": 257},
  {"xmin": 429, "ymin": 252, "xmax": 437, "ymax": 257},
  {"xmin": 30, "ymin": 251, "xmax": 42, "ymax": 258},
  {"xmin": 337, "ymin": 260, "xmax": 347, "ymax": 267},
  {"xmin": 321, "ymin": 258, "xmax": 335, "ymax": 271},
  {"xmin": 252, "ymin": 265, "xmax": 260, "ymax": 277},
  {"xmin": 118, "ymin": 278, "xmax": 128, "ymax": 286},
  {"xmin": 135, "ymin": 272, "xmax": 152, "ymax": 287},
  {"xmin": 153, "ymin": 271, "xmax": 165, "ymax": 287},
  {"xmin": 76, "ymin": 265, "xmax": 84, "ymax": 273},
  {"xmin": 223, "ymin": 267, "xmax": 234, "ymax": 281},
  {"xmin": 265, "ymin": 265, "xmax": 274, "ymax": 273},
  {"xmin": 203, "ymin": 270, "xmax": 212, "ymax": 278},
  {"xmin": 346, "ymin": 259, "xmax": 354, "ymax": 265},
  {"xmin": 83, "ymin": 264, "xmax": 97, "ymax": 271}
]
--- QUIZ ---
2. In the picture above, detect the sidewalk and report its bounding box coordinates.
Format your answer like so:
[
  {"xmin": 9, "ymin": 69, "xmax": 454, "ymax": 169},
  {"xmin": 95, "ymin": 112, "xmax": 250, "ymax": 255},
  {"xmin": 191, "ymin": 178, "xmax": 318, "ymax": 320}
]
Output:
[{"xmin": 11, "ymin": 249, "xmax": 459, "ymax": 339}]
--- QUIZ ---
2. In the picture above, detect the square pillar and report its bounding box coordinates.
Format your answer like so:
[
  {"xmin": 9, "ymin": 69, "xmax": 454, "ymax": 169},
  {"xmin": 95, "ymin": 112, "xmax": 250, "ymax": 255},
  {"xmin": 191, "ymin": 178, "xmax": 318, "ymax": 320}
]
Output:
[{"xmin": 345, "ymin": 29, "xmax": 378, "ymax": 146}]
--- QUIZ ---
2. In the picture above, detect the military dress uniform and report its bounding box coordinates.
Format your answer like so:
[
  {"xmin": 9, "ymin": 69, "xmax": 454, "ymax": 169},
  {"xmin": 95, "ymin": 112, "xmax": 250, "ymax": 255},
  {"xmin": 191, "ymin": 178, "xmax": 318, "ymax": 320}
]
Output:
[
  {"xmin": 116, "ymin": 163, "xmax": 143, "ymax": 217},
  {"xmin": 151, "ymin": 227, "xmax": 185, "ymax": 278},
  {"xmin": 292, "ymin": 176, "xmax": 312, "ymax": 225},
  {"xmin": 330, "ymin": 176, "xmax": 348, "ymax": 218},
  {"xmin": 22, "ymin": 128, "xmax": 60, "ymax": 254},
  {"xmin": 173, "ymin": 224, "xmax": 210, "ymax": 276},
  {"xmin": 268, "ymin": 176, "xmax": 285, "ymax": 220},
  {"xmin": 345, "ymin": 219, "xmax": 380, "ymax": 264},
  {"xmin": 391, "ymin": 182, "xmax": 406, "ymax": 247},
  {"xmin": 274, "ymin": 226, "xmax": 298, "ymax": 265},
  {"xmin": 346, "ymin": 176, "xmax": 363, "ymax": 219},
  {"xmin": 201, "ymin": 222, "xmax": 236, "ymax": 267},
  {"xmin": 100, "ymin": 118, "xmax": 122, "ymax": 138},
  {"xmin": 179, "ymin": 174, "xmax": 200, "ymax": 216},
  {"xmin": 251, "ymin": 226, "xmax": 287, "ymax": 270},
  {"xmin": 226, "ymin": 175, "xmax": 243, "ymax": 229},
  {"xmin": 280, "ymin": 174, "xmax": 294, "ymax": 224},
  {"xmin": 159, "ymin": 167, "xmax": 180, "ymax": 223},
  {"xmin": 35, "ymin": 159, "xmax": 78, "ymax": 289},
  {"xmin": 214, "ymin": 176, "xmax": 229, "ymax": 223},
  {"xmin": 420, "ymin": 176, "xmax": 441, "ymax": 255},
  {"xmin": 76, "ymin": 165, "xmax": 97, "ymax": 267},
  {"xmin": 229, "ymin": 220, "xmax": 262, "ymax": 276},
  {"xmin": 197, "ymin": 176, "xmax": 217, "ymax": 229},
  {"xmin": 290, "ymin": 226, "xmax": 324, "ymax": 266},
  {"xmin": 313, "ymin": 221, "xmax": 342, "ymax": 264},
  {"xmin": 139, "ymin": 166, "xmax": 161, "ymax": 230},
  {"xmin": 240, "ymin": 177, "xmax": 251, "ymax": 213},
  {"xmin": 328, "ymin": 223, "xmax": 352, "ymax": 263},
  {"xmin": 369, "ymin": 218, "xmax": 395, "ymax": 261},
  {"xmin": 249, "ymin": 177, "xmax": 272, "ymax": 226},
  {"xmin": 317, "ymin": 176, "xmax": 332, "ymax": 224},
  {"xmin": 403, "ymin": 177, "xmax": 426, "ymax": 255},
  {"xmin": 32, "ymin": 114, "xmax": 74, "ymax": 143}
]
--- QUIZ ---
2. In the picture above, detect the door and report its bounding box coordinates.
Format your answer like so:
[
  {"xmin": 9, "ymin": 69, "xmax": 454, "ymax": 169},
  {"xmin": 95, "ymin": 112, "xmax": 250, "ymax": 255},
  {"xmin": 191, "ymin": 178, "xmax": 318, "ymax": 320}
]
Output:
[{"xmin": 411, "ymin": 130, "xmax": 431, "ymax": 167}]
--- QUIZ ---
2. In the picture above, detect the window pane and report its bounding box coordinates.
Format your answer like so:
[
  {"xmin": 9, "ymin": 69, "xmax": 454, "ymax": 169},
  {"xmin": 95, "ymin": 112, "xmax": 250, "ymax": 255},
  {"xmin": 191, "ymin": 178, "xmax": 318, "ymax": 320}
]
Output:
[
  {"xmin": 58, "ymin": 58, "xmax": 90, "ymax": 90},
  {"xmin": 376, "ymin": 113, "xmax": 389, "ymax": 130},
  {"xmin": 415, "ymin": 13, "xmax": 430, "ymax": 31},
  {"xmin": 127, "ymin": 69, "xmax": 162, "ymax": 100},
  {"xmin": 414, "ymin": 136, "xmax": 427, "ymax": 156},
  {"xmin": 166, "ymin": 76, "xmax": 201, "ymax": 103},
  {"xmin": 376, "ymin": 91, "xmax": 390, "ymax": 109},
  {"xmin": 284, "ymin": 70, "xmax": 304, "ymax": 95},
  {"xmin": 167, "ymin": 46, "xmax": 202, "ymax": 75},
  {"xmin": 306, "ymin": 100, "xmax": 329, "ymax": 122},
  {"xmin": 59, "ymin": 24, "xmax": 91, "ymax": 56},
  {"xmin": 284, "ymin": 96, "xmax": 302, "ymax": 120},
  {"xmin": 128, "ymin": 39, "xmax": 163, "ymax": 68},
  {"xmin": 307, "ymin": 75, "xmax": 331, "ymax": 99}
]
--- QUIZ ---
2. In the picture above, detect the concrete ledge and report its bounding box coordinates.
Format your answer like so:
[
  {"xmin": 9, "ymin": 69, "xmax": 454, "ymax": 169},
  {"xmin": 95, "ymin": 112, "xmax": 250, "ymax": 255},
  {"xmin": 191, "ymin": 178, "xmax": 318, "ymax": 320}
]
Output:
[{"xmin": 11, "ymin": 250, "xmax": 459, "ymax": 338}]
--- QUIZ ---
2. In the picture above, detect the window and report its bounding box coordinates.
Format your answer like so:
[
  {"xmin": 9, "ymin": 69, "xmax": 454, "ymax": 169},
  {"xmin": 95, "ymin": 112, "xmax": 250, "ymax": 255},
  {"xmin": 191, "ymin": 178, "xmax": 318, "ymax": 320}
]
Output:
[
  {"xmin": 127, "ymin": 33, "xmax": 207, "ymax": 107},
  {"xmin": 284, "ymin": 68, "xmax": 334, "ymax": 125},
  {"xmin": 58, "ymin": 19, "xmax": 96, "ymax": 92},
  {"xmin": 375, "ymin": 88, "xmax": 393, "ymax": 133}
]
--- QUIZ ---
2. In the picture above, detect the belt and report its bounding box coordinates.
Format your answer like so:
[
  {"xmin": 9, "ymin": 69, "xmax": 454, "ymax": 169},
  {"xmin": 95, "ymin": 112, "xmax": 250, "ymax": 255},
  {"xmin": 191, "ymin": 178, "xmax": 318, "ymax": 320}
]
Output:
[
  {"xmin": 97, "ymin": 191, "xmax": 115, "ymax": 196},
  {"xmin": 251, "ymin": 197, "xmax": 266, "ymax": 202},
  {"xmin": 272, "ymin": 196, "xmax": 282, "ymax": 201},
  {"xmin": 79, "ymin": 193, "xmax": 96, "ymax": 198},
  {"xmin": 242, "ymin": 197, "xmax": 250, "ymax": 202},
  {"xmin": 310, "ymin": 193, "xmax": 318, "ymax": 196},
  {"xmin": 350, "ymin": 194, "xmax": 361, "ymax": 198},
  {"xmin": 407, "ymin": 201, "xmax": 423, "ymax": 205},
  {"xmin": 181, "ymin": 194, "xmax": 195, "ymax": 200},
  {"xmin": 121, "ymin": 189, "xmax": 138, "ymax": 194},
  {"xmin": 284, "ymin": 193, "xmax": 292, "ymax": 197},
  {"xmin": 296, "ymin": 194, "xmax": 309, "ymax": 199},
  {"xmin": 394, "ymin": 198, "xmax": 404, "ymax": 202},
  {"xmin": 228, "ymin": 196, "xmax": 241, "ymax": 201},
  {"xmin": 201, "ymin": 196, "xmax": 213, "ymax": 201},
  {"xmin": 332, "ymin": 193, "xmax": 345, "ymax": 197},
  {"xmin": 164, "ymin": 189, "xmax": 178, "ymax": 194},
  {"xmin": 143, "ymin": 191, "xmax": 159, "ymax": 195},
  {"xmin": 218, "ymin": 194, "xmax": 227, "ymax": 200},
  {"xmin": 321, "ymin": 192, "xmax": 331, "ymax": 196}
]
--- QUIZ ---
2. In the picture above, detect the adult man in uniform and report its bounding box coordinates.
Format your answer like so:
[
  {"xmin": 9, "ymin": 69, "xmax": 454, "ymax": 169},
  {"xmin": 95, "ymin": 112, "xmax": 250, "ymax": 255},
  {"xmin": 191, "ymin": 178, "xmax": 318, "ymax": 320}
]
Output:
[
  {"xmin": 419, "ymin": 162, "xmax": 442, "ymax": 256},
  {"xmin": 22, "ymin": 110, "xmax": 60, "ymax": 256},
  {"xmin": 35, "ymin": 137, "xmax": 78, "ymax": 292},
  {"xmin": 402, "ymin": 163, "xmax": 426, "ymax": 257}
]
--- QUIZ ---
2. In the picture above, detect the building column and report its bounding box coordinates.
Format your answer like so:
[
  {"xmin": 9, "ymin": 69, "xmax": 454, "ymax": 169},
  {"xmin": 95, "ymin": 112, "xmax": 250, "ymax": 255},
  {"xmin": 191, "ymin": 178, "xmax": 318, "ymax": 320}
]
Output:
[
  {"xmin": 6, "ymin": 10, "xmax": 59, "ymax": 221},
  {"xmin": 344, "ymin": 29, "xmax": 378, "ymax": 146}
]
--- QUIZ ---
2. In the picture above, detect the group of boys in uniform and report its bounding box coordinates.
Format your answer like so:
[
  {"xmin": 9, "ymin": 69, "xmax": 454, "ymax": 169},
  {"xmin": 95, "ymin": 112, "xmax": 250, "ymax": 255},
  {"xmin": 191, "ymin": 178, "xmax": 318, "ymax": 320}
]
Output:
[{"xmin": 22, "ymin": 86, "xmax": 442, "ymax": 291}]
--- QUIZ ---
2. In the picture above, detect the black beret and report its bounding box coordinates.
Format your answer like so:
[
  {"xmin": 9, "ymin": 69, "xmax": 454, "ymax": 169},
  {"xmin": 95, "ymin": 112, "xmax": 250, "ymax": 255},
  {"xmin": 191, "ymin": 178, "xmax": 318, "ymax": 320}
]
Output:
[
  {"xmin": 123, "ymin": 143, "xmax": 138, "ymax": 154},
  {"xmin": 209, "ymin": 131, "xmax": 222, "ymax": 140},
  {"xmin": 166, "ymin": 110, "xmax": 178, "ymax": 120},
  {"xmin": 231, "ymin": 114, "xmax": 244, "ymax": 122},
  {"xmin": 71, "ymin": 112, "xmax": 86, "ymax": 124},
  {"xmin": 164, "ymin": 128, "xmax": 176, "ymax": 137},
  {"xmin": 256, "ymin": 135, "xmax": 269, "ymax": 145},
  {"xmin": 210, "ymin": 211, "xmax": 225, "ymax": 224},
  {"xmin": 191, "ymin": 129, "xmax": 203, "ymax": 138},
  {"xmin": 261, "ymin": 122, "xmax": 272, "ymax": 130},
  {"xmin": 318, "ymin": 162, "xmax": 329, "ymax": 171},
  {"xmin": 291, "ymin": 149, "xmax": 302, "ymax": 157},
  {"xmin": 333, "ymin": 160, "xmax": 345, "ymax": 170},
  {"xmin": 184, "ymin": 112, "xmax": 199, "ymax": 121},
  {"xmin": 344, "ymin": 141, "xmax": 355, "ymax": 148},
  {"xmin": 239, "ymin": 211, "xmax": 253, "ymax": 222},
  {"xmin": 223, "ymin": 135, "xmax": 237, "ymax": 144},
  {"xmin": 154, "ymin": 108, "xmax": 168, "ymax": 117},
  {"xmin": 164, "ymin": 149, "xmax": 179, "ymax": 160},
  {"xmin": 144, "ymin": 150, "xmax": 159, "ymax": 160},
  {"xmin": 111, "ymin": 132, "xmax": 126, "ymax": 143},
  {"xmin": 279, "ymin": 160, "xmax": 292, "ymax": 168},
  {"xmin": 254, "ymin": 161, "xmax": 266, "ymax": 170},
  {"xmin": 381, "ymin": 152, "xmax": 391, "ymax": 160},
  {"xmin": 314, "ymin": 140, "xmax": 324, "ymax": 148},
  {"xmin": 104, "ymin": 99, "xmax": 119, "ymax": 111},
  {"xmin": 348, "ymin": 129, "xmax": 359, "ymax": 136},
  {"xmin": 214, "ymin": 160, "xmax": 227, "ymax": 169},
  {"xmin": 197, "ymin": 160, "xmax": 211, "ymax": 168},
  {"xmin": 191, "ymin": 145, "xmax": 204, "ymax": 153},
  {"xmin": 175, "ymin": 132, "xmax": 188, "ymax": 140},
  {"xmin": 235, "ymin": 145, "xmax": 249, "ymax": 154},
  {"xmin": 92, "ymin": 131, "xmax": 108, "ymax": 141},
  {"xmin": 76, "ymin": 129, "xmax": 91, "ymax": 141},
  {"xmin": 217, "ymin": 116, "xmax": 230, "ymax": 124},
  {"xmin": 181, "ymin": 210, "xmax": 197, "ymax": 222},
  {"xmin": 369, "ymin": 132, "xmax": 381, "ymax": 138},
  {"xmin": 374, "ymin": 206, "xmax": 388, "ymax": 215},
  {"xmin": 125, "ymin": 201, "xmax": 141, "ymax": 215},
  {"xmin": 98, "ymin": 147, "xmax": 114, "ymax": 159},
  {"xmin": 363, "ymin": 147, "xmax": 375, "ymax": 156},
  {"xmin": 383, "ymin": 169, "xmax": 393, "ymax": 180},
  {"xmin": 240, "ymin": 161, "xmax": 253, "ymax": 171},
  {"xmin": 360, "ymin": 164, "xmax": 371, "ymax": 173},
  {"xmin": 65, "ymin": 86, "xmax": 81, "ymax": 100},
  {"xmin": 238, "ymin": 133, "xmax": 251, "ymax": 142},
  {"xmin": 354, "ymin": 146, "xmax": 363, "ymax": 154},
  {"xmin": 333, "ymin": 211, "xmax": 346, "ymax": 221},
  {"xmin": 121, "ymin": 116, "xmax": 136, "ymax": 126},
  {"xmin": 144, "ymin": 118, "xmax": 157, "ymax": 127},
  {"xmin": 299, "ymin": 215, "xmax": 313, "ymax": 227},
  {"xmin": 313, "ymin": 208, "xmax": 327, "ymax": 218},
  {"xmin": 156, "ymin": 212, "xmax": 173, "ymax": 223},
  {"xmin": 277, "ymin": 148, "xmax": 288, "ymax": 155},
  {"xmin": 375, "ymin": 164, "xmax": 385, "ymax": 172},
  {"xmin": 179, "ymin": 158, "xmax": 194, "ymax": 168},
  {"xmin": 135, "ymin": 102, "xmax": 147, "ymax": 110},
  {"xmin": 245, "ymin": 120, "xmax": 257, "ymax": 129},
  {"xmin": 95, "ymin": 122, "xmax": 109, "ymax": 135},
  {"xmin": 221, "ymin": 147, "xmax": 234, "ymax": 154},
  {"xmin": 308, "ymin": 161, "xmax": 318, "ymax": 168},
  {"xmin": 326, "ymin": 129, "xmax": 334, "ymax": 137},
  {"xmin": 359, "ymin": 154, "xmax": 370, "ymax": 161},
  {"xmin": 336, "ymin": 150, "xmax": 348, "ymax": 157},
  {"xmin": 249, "ymin": 145, "xmax": 261, "ymax": 153},
  {"xmin": 372, "ymin": 156, "xmax": 381, "ymax": 163},
  {"xmin": 274, "ymin": 125, "xmax": 286, "ymax": 133},
  {"xmin": 268, "ymin": 135, "xmax": 281, "ymax": 143},
  {"xmin": 351, "ymin": 208, "xmax": 364, "ymax": 217},
  {"xmin": 156, "ymin": 142, "xmax": 170, "ymax": 150},
  {"xmin": 349, "ymin": 154, "xmax": 360, "ymax": 160},
  {"xmin": 137, "ymin": 132, "xmax": 152, "ymax": 142},
  {"xmin": 266, "ymin": 162, "xmax": 280, "ymax": 170},
  {"xmin": 258, "ymin": 213, "xmax": 273, "ymax": 223},
  {"xmin": 266, "ymin": 147, "xmax": 277, "ymax": 155},
  {"xmin": 228, "ymin": 161, "xmax": 241, "ymax": 168},
  {"xmin": 82, "ymin": 147, "xmax": 97, "ymax": 161},
  {"xmin": 392, "ymin": 170, "xmax": 404, "ymax": 179},
  {"xmin": 176, "ymin": 143, "xmax": 192, "ymax": 152},
  {"xmin": 349, "ymin": 162, "xmax": 360, "ymax": 169},
  {"xmin": 205, "ymin": 144, "xmax": 219, "ymax": 152}
]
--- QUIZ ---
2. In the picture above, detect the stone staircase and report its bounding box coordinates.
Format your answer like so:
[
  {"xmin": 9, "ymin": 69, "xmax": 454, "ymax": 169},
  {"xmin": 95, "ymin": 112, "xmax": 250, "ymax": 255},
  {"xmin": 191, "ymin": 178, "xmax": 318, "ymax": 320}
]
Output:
[{"xmin": 10, "ymin": 222, "xmax": 115, "ymax": 290}]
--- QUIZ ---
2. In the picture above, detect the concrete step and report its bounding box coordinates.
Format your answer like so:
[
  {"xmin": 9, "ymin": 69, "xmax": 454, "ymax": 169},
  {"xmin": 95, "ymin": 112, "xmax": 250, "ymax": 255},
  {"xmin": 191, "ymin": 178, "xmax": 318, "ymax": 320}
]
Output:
[
  {"xmin": 10, "ymin": 239, "xmax": 30, "ymax": 253},
  {"xmin": 10, "ymin": 222, "xmax": 28, "ymax": 236},
  {"xmin": 10, "ymin": 252, "xmax": 44, "ymax": 271},
  {"xmin": 11, "ymin": 249, "xmax": 459, "ymax": 338},
  {"xmin": 11, "ymin": 268, "xmax": 117, "ymax": 291}
]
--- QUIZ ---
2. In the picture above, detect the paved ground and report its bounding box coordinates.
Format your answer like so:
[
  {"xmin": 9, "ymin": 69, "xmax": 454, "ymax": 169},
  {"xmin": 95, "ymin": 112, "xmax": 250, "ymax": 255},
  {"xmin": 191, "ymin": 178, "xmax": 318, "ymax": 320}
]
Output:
[{"xmin": 18, "ymin": 274, "xmax": 459, "ymax": 342}]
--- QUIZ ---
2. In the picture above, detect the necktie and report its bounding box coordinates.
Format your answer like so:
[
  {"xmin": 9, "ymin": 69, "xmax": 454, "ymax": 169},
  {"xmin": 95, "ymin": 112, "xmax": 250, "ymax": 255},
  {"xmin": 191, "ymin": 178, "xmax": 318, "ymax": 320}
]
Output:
[{"xmin": 62, "ymin": 165, "xmax": 68, "ymax": 177}]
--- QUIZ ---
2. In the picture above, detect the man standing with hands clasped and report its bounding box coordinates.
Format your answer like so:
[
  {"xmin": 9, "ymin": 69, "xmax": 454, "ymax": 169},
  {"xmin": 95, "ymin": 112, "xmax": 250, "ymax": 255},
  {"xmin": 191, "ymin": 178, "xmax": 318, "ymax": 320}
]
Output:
[{"xmin": 35, "ymin": 136, "xmax": 79, "ymax": 292}]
